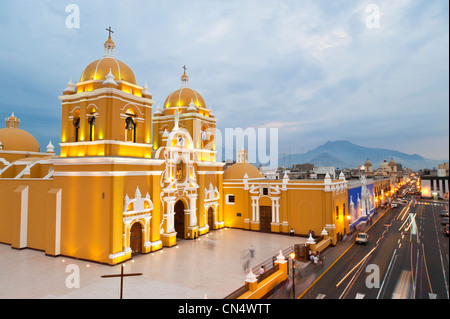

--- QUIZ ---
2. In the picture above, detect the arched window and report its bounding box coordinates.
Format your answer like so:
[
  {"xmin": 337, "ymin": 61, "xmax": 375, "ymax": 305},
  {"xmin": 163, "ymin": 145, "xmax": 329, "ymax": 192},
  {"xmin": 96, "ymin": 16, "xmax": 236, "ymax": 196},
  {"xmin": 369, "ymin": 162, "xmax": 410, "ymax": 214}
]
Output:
[
  {"xmin": 73, "ymin": 110, "xmax": 80, "ymax": 142},
  {"xmin": 125, "ymin": 109, "xmax": 136, "ymax": 143},
  {"xmin": 201, "ymin": 124, "xmax": 208, "ymax": 149},
  {"xmin": 87, "ymin": 109, "xmax": 96, "ymax": 141}
]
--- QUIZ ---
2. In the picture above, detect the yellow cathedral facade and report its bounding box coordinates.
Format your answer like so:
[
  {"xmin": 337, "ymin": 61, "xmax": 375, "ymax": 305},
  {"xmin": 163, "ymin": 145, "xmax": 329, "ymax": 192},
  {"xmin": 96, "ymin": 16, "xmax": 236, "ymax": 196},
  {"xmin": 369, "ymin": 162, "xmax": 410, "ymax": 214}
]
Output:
[{"xmin": 0, "ymin": 32, "xmax": 349, "ymax": 266}]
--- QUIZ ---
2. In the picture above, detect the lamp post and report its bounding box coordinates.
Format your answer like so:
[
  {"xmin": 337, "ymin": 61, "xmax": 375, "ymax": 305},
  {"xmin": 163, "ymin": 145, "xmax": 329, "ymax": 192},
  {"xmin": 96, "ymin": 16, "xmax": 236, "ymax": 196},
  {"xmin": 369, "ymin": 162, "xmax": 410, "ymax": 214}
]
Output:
[{"xmin": 290, "ymin": 252, "xmax": 296, "ymax": 299}]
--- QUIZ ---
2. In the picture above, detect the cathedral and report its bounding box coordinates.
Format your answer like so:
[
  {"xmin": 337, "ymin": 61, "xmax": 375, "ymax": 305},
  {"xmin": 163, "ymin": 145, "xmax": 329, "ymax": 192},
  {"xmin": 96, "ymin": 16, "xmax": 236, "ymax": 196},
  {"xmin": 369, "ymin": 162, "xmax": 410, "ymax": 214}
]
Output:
[{"xmin": 0, "ymin": 32, "xmax": 349, "ymax": 265}]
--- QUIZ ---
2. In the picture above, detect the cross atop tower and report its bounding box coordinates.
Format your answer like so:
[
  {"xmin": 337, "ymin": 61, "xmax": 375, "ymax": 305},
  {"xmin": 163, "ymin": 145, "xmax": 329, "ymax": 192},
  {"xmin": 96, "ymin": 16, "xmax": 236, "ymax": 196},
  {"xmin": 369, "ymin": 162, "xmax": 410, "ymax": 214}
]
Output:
[
  {"xmin": 181, "ymin": 65, "xmax": 189, "ymax": 87},
  {"xmin": 106, "ymin": 26, "xmax": 114, "ymax": 37}
]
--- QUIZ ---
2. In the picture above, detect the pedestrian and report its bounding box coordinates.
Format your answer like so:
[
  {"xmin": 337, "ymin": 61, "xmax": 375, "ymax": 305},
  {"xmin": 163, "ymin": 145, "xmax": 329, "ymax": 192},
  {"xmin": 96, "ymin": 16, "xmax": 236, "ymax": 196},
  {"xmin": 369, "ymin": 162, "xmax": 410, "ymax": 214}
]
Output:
[
  {"xmin": 260, "ymin": 265, "xmax": 266, "ymax": 276},
  {"xmin": 319, "ymin": 256, "xmax": 324, "ymax": 269},
  {"xmin": 290, "ymin": 228, "xmax": 295, "ymax": 236},
  {"xmin": 243, "ymin": 255, "xmax": 250, "ymax": 272},
  {"xmin": 313, "ymin": 255, "xmax": 318, "ymax": 268},
  {"xmin": 250, "ymin": 245, "xmax": 255, "ymax": 258}
]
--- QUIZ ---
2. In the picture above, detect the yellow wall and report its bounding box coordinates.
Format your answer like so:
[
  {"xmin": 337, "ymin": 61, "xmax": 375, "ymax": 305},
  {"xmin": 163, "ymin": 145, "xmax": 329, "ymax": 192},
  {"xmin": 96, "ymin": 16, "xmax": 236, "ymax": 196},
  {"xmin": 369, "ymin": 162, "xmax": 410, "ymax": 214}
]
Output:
[{"xmin": 223, "ymin": 179, "xmax": 349, "ymax": 242}]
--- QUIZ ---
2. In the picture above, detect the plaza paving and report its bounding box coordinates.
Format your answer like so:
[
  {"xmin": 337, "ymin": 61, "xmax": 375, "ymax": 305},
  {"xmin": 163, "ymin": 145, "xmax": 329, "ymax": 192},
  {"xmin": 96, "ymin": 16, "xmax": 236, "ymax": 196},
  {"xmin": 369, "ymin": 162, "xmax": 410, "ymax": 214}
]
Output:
[{"xmin": 0, "ymin": 228, "xmax": 307, "ymax": 299}]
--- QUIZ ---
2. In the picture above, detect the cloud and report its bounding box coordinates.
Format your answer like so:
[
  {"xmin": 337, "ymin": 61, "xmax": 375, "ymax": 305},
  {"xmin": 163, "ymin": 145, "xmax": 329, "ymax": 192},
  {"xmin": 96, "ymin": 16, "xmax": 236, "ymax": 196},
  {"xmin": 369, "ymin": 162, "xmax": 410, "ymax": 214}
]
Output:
[{"xmin": 0, "ymin": 0, "xmax": 448, "ymax": 160}]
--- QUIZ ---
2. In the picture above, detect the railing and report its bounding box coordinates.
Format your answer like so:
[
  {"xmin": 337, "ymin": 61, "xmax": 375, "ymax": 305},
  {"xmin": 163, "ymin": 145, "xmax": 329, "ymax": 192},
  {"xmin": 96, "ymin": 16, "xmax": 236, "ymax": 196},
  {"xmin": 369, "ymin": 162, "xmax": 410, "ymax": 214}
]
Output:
[
  {"xmin": 224, "ymin": 282, "xmax": 249, "ymax": 299},
  {"xmin": 224, "ymin": 245, "xmax": 294, "ymax": 299},
  {"xmin": 257, "ymin": 264, "xmax": 279, "ymax": 283},
  {"xmin": 251, "ymin": 245, "xmax": 294, "ymax": 278}
]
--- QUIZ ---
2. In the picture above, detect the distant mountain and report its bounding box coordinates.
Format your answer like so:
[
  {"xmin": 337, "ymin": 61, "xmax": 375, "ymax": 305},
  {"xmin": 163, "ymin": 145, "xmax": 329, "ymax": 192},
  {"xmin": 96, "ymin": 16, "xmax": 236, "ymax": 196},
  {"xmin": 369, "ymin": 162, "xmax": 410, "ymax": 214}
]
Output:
[
  {"xmin": 280, "ymin": 140, "xmax": 446, "ymax": 170},
  {"xmin": 308, "ymin": 152, "xmax": 347, "ymax": 167}
]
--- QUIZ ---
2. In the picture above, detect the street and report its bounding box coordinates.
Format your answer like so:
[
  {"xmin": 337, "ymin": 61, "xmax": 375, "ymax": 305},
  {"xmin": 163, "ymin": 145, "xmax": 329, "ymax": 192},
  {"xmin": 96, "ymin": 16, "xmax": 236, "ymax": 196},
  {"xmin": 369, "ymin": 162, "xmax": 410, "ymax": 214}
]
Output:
[{"xmin": 300, "ymin": 199, "xmax": 449, "ymax": 299}]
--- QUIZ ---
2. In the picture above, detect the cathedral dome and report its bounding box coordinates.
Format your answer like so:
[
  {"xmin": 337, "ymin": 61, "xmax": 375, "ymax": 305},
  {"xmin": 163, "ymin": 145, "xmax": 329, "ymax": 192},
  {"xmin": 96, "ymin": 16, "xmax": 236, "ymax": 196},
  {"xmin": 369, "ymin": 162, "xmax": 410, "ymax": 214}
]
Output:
[
  {"xmin": 79, "ymin": 33, "xmax": 137, "ymax": 85},
  {"xmin": 164, "ymin": 70, "xmax": 206, "ymax": 109},
  {"xmin": 0, "ymin": 128, "xmax": 40, "ymax": 153},
  {"xmin": 223, "ymin": 163, "xmax": 265, "ymax": 180},
  {"xmin": 80, "ymin": 57, "xmax": 136, "ymax": 84},
  {"xmin": 0, "ymin": 113, "xmax": 40, "ymax": 153},
  {"xmin": 223, "ymin": 150, "xmax": 264, "ymax": 180}
]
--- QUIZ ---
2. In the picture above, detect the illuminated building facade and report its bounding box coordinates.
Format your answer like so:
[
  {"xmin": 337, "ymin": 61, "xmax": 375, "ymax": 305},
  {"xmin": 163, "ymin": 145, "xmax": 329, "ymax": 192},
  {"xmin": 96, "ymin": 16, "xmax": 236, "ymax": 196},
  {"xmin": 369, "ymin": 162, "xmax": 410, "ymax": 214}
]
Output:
[
  {"xmin": 0, "ymin": 34, "xmax": 223, "ymax": 265},
  {"xmin": 1, "ymin": 32, "xmax": 356, "ymax": 265}
]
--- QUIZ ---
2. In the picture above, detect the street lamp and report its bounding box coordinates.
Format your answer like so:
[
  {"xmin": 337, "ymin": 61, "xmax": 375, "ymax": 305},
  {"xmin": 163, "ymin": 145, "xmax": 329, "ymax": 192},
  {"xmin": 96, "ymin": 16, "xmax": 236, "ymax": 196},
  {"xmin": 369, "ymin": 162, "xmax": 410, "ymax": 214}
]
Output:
[{"xmin": 290, "ymin": 252, "xmax": 296, "ymax": 298}]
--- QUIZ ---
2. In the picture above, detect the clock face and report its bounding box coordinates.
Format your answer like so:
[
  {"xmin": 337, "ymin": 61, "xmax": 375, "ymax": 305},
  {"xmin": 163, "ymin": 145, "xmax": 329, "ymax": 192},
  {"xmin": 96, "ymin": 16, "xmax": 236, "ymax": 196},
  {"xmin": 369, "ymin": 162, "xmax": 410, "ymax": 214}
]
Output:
[{"xmin": 178, "ymin": 136, "xmax": 184, "ymax": 146}]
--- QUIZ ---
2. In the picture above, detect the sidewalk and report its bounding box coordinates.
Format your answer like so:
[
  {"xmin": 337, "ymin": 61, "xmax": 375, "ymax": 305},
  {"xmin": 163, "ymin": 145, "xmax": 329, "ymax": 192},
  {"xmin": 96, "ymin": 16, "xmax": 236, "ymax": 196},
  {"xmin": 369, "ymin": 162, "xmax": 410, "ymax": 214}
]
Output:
[{"xmin": 268, "ymin": 206, "xmax": 390, "ymax": 299}]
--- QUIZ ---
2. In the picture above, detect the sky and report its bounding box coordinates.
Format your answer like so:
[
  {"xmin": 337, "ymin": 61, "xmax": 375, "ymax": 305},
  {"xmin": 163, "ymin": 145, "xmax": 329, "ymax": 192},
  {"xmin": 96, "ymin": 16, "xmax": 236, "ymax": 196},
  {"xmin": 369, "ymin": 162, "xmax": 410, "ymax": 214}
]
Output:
[{"xmin": 0, "ymin": 0, "xmax": 448, "ymax": 162}]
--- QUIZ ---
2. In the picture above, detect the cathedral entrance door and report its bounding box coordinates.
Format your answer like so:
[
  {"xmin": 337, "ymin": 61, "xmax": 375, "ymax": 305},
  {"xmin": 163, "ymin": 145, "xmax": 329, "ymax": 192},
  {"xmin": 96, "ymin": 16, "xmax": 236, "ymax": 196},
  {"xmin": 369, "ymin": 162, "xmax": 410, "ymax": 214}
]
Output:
[
  {"xmin": 259, "ymin": 206, "xmax": 272, "ymax": 233},
  {"xmin": 130, "ymin": 222, "xmax": 142, "ymax": 256},
  {"xmin": 174, "ymin": 200, "xmax": 185, "ymax": 238},
  {"xmin": 207, "ymin": 207, "xmax": 214, "ymax": 230}
]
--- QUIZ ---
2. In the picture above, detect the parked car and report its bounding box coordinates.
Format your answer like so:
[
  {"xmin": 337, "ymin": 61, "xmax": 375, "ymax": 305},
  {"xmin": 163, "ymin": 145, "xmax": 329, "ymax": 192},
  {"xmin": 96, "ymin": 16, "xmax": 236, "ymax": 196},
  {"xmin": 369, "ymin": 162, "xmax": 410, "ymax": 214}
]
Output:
[
  {"xmin": 444, "ymin": 224, "xmax": 449, "ymax": 237},
  {"xmin": 441, "ymin": 210, "xmax": 449, "ymax": 217},
  {"xmin": 356, "ymin": 233, "xmax": 369, "ymax": 245},
  {"xmin": 443, "ymin": 217, "xmax": 449, "ymax": 225}
]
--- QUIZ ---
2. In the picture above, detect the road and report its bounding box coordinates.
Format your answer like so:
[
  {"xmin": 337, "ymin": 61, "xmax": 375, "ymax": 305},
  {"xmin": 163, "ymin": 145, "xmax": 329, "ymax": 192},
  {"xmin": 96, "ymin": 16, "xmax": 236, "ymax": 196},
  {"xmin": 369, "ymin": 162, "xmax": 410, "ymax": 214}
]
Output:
[{"xmin": 300, "ymin": 199, "xmax": 449, "ymax": 299}]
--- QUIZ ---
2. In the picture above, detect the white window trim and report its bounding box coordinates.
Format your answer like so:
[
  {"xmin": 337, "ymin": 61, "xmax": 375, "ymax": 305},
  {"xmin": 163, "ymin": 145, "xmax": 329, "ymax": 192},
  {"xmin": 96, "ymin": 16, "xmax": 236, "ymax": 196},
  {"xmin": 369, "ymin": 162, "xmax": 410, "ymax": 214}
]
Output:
[{"xmin": 226, "ymin": 194, "xmax": 236, "ymax": 205}]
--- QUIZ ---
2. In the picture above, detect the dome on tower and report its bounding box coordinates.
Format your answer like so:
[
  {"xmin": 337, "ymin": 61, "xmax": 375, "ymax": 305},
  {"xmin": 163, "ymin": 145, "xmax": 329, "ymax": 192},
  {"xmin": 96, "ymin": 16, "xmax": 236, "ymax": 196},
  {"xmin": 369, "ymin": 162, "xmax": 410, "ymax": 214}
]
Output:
[
  {"xmin": 163, "ymin": 69, "xmax": 206, "ymax": 109},
  {"xmin": 79, "ymin": 33, "xmax": 137, "ymax": 85},
  {"xmin": 0, "ymin": 113, "xmax": 40, "ymax": 153},
  {"xmin": 388, "ymin": 158, "xmax": 396, "ymax": 166}
]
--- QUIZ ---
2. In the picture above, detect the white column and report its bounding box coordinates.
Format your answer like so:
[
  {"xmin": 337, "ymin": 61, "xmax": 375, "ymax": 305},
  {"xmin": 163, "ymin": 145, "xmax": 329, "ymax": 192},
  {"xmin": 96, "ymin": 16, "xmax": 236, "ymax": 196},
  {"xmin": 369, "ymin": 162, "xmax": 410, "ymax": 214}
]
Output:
[
  {"xmin": 271, "ymin": 197, "xmax": 280, "ymax": 223},
  {"xmin": 189, "ymin": 194, "xmax": 198, "ymax": 227},
  {"xmin": 165, "ymin": 197, "xmax": 176, "ymax": 233},
  {"xmin": 251, "ymin": 196, "xmax": 259, "ymax": 222},
  {"xmin": 19, "ymin": 186, "xmax": 29, "ymax": 249},
  {"xmin": 271, "ymin": 199, "xmax": 275, "ymax": 222},
  {"xmin": 54, "ymin": 189, "xmax": 62, "ymax": 255},
  {"xmin": 251, "ymin": 197, "xmax": 257, "ymax": 221},
  {"xmin": 273, "ymin": 197, "xmax": 280, "ymax": 223},
  {"xmin": 123, "ymin": 218, "xmax": 132, "ymax": 252},
  {"xmin": 144, "ymin": 216, "xmax": 151, "ymax": 247}
]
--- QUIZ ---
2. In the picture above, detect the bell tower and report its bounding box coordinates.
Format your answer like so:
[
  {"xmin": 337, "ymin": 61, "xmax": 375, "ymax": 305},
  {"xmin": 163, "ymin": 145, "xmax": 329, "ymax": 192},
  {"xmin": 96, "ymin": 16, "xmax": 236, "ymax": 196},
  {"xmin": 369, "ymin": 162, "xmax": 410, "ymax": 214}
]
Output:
[
  {"xmin": 59, "ymin": 31, "xmax": 154, "ymax": 158},
  {"xmin": 152, "ymin": 67, "xmax": 217, "ymax": 162}
]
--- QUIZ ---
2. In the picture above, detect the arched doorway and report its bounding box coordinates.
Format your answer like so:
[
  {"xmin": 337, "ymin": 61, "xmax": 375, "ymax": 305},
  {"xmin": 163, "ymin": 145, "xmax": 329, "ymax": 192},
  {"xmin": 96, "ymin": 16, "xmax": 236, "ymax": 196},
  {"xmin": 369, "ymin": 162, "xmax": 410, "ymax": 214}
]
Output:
[
  {"xmin": 207, "ymin": 207, "xmax": 214, "ymax": 230},
  {"xmin": 174, "ymin": 200, "xmax": 185, "ymax": 238},
  {"xmin": 130, "ymin": 222, "xmax": 142, "ymax": 256}
]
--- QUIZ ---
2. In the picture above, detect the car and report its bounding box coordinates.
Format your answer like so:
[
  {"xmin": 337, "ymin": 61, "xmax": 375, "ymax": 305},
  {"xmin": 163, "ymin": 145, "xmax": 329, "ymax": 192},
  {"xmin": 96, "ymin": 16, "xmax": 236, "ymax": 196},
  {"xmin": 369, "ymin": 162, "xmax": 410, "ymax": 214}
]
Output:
[
  {"xmin": 445, "ymin": 224, "xmax": 449, "ymax": 237},
  {"xmin": 356, "ymin": 233, "xmax": 369, "ymax": 245},
  {"xmin": 391, "ymin": 202, "xmax": 398, "ymax": 208},
  {"xmin": 442, "ymin": 217, "xmax": 449, "ymax": 225},
  {"xmin": 441, "ymin": 211, "xmax": 449, "ymax": 217}
]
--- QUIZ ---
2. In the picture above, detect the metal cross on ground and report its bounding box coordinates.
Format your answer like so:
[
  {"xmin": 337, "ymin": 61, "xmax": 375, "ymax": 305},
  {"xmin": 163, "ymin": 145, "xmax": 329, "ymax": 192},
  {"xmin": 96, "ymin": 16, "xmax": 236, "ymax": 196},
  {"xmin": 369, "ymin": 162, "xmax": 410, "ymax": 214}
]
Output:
[{"xmin": 101, "ymin": 263, "xmax": 142, "ymax": 299}]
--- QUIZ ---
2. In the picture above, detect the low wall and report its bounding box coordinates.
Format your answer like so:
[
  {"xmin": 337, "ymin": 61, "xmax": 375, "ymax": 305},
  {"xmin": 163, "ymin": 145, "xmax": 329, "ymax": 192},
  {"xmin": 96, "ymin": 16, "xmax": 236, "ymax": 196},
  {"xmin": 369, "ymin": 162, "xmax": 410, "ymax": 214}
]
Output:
[
  {"xmin": 237, "ymin": 259, "xmax": 288, "ymax": 299},
  {"xmin": 309, "ymin": 236, "xmax": 332, "ymax": 254}
]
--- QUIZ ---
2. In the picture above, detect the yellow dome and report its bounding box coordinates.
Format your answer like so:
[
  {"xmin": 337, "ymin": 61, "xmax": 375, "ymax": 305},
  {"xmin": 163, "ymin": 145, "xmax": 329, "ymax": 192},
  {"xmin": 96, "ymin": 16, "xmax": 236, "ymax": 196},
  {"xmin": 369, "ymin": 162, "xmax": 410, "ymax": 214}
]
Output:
[
  {"xmin": 0, "ymin": 128, "xmax": 40, "ymax": 153},
  {"xmin": 164, "ymin": 87, "xmax": 206, "ymax": 108},
  {"xmin": 80, "ymin": 57, "xmax": 137, "ymax": 84},
  {"xmin": 164, "ymin": 70, "xmax": 206, "ymax": 109},
  {"xmin": 223, "ymin": 163, "xmax": 265, "ymax": 180}
]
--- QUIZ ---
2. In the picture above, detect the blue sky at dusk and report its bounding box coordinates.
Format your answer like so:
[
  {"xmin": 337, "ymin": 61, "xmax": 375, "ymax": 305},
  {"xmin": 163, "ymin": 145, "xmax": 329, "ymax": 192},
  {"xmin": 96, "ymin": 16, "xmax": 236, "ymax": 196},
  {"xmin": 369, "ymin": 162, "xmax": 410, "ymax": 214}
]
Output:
[{"xmin": 0, "ymin": 0, "xmax": 448, "ymax": 161}]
